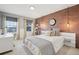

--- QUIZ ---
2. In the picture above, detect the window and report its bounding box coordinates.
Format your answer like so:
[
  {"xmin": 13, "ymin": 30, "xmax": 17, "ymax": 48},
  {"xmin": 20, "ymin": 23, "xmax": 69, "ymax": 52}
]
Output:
[
  {"xmin": 6, "ymin": 16, "xmax": 17, "ymax": 32},
  {"xmin": 27, "ymin": 20, "xmax": 32, "ymax": 31}
]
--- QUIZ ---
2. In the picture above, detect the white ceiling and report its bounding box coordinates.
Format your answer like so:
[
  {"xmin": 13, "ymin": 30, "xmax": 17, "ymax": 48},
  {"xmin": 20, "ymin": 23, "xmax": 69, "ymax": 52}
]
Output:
[{"xmin": 0, "ymin": 4, "xmax": 76, "ymax": 18}]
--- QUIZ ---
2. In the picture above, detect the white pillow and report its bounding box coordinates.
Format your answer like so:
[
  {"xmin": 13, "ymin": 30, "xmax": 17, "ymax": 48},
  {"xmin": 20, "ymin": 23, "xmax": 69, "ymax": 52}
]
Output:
[
  {"xmin": 41, "ymin": 31, "xmax": 50, "ymax": 36},
  {"xmin": 4, "ymin": 33, "xmax": 14, "ymax": 37}
]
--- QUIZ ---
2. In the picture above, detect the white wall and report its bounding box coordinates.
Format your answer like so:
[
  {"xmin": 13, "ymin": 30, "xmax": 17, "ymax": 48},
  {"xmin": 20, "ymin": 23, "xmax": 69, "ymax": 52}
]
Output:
[
  {"xmin": 0, "ymin": 12, "xmax": 4, "ymax": 34},
  {"xmin": 0, "ymin": 14, "xmax": 2, "ymax": 34}
]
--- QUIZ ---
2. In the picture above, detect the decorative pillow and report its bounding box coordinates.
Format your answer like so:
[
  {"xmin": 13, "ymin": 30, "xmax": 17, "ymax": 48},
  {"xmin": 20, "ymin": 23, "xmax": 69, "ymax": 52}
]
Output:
[
  {"xmin": 54, "ymin": 28, "xmax": 60, "ymax": 36},
  {"xmin": 49, "ymin": 31, "xmax": 55, "ymax": 36},
  {"xmin": 49, "ymin": 28, "xmax": 60, "ymax": 36}
]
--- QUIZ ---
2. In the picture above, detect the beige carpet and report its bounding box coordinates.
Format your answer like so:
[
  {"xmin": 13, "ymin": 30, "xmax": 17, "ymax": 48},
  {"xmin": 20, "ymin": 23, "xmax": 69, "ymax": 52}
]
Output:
[
  {"xmin": 57, "ymin": 46, "xmax": 79, "ymax": 55},
  {"xmin": 4, "ymin": 40, "xmax": 79, "ymax": 55}
]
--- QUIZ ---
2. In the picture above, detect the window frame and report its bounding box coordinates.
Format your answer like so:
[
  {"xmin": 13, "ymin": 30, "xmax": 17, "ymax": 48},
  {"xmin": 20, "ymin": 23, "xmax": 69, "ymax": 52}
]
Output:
[{"xmin": 6, "ymin": 16, "xmax": 17, "ymax": 33}]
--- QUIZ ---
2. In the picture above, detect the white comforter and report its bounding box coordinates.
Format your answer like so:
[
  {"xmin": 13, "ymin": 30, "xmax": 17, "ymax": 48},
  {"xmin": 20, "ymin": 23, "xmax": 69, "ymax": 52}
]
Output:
[{"xmin": 24, "ymin": 35, "xmax": 64, "ymax": 55}]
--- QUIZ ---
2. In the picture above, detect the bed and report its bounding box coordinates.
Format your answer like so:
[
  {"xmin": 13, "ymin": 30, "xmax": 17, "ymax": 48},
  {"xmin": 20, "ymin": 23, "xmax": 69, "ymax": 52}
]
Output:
[
  {"xmin": 24, "ymin": 35, "xmax": 64, "ymax": 55},
  {"xmin": 0, "ymin": 33, "xmax": 14, "ymax": 54}
]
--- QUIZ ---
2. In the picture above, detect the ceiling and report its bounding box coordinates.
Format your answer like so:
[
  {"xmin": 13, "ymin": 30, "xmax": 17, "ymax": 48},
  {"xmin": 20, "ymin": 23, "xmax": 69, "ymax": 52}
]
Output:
[{"xmin": 0, "ymin": 4, "xmax": 76, "ymax": 18}]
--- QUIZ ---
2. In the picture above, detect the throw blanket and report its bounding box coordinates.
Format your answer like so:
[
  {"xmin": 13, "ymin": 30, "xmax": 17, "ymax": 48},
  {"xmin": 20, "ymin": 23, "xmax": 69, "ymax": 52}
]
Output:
[{"xmin": 25, "ymin": 37, "xmax": 55, "ymax": 55}]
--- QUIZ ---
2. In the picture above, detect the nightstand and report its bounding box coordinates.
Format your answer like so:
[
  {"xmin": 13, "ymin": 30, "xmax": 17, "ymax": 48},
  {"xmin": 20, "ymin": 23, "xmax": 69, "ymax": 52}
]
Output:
[{"xmin": 61, "ymin": 32, "xmax": 76, "ymax": 48}]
